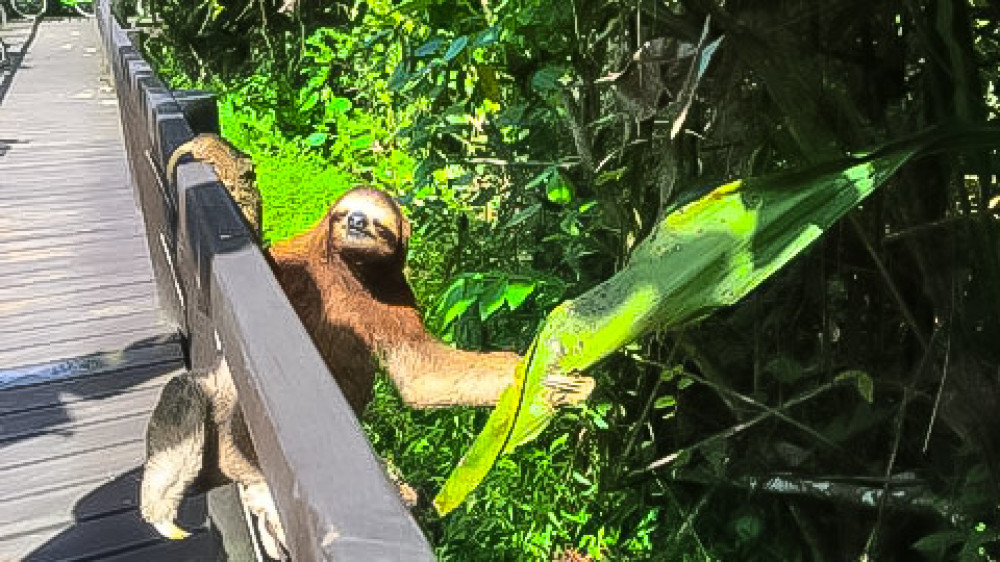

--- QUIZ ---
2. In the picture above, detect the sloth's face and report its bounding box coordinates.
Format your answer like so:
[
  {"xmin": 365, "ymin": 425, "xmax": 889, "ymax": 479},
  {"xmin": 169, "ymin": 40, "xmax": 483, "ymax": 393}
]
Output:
[{"xmin": 326, "ymin": 188, "xmax": 409, "ymax": 266}]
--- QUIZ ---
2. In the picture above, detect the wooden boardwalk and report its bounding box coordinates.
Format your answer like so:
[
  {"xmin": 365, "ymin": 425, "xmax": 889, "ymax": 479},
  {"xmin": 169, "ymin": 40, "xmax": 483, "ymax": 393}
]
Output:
[{"xmin": 0, "ymin": 17, "xmax": 217, "ymax": 561}]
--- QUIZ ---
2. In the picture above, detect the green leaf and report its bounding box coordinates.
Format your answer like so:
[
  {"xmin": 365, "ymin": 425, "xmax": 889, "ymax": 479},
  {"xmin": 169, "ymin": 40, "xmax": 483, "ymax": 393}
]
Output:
[
  {"xmin": 764, "ymin": 356, "xmax": 804, "ymax": 383},
  {"xmin": 595, "ymin": 167, "xmax": 627, "ymax": 186},
  {"xmin": 912, "ymin": 531, "xmax": 963, "ymax": 556},
  {"xmin": 472, "ymin": 26, "xmax": 500, "ymax": 47},
  {"xmin": 442, "ymin": 296, "xmax": 476, "ymax": 330},
  {"xmin": 835, "ymin": 369, "xmax": 875, "ymax": 403},
  {"xmin": 329, "ymin": 96, "xmax": 353, "ymax": 114},
  {"xmin": 387, "ymin": 63, "xmax": 409, "ymax": 91},
  {"xmin": 653, "ymin": 395, "xmax": 676, "ymax": 409},
  {"xmin": 300, "ymin": 91, "xmax": 320, "ymax": 111},
  {"xmin": 305, "ymin": 132, "xmax": 328, "ymax": 146},
  {"xmin": 546, "ymin": 170, "xmax": 574, "ymax": 205},
  {"xmin": 443, "ymin": 36, "xmax": 469, "ymax": 62},
  {"xmin": 531, "ymin": 66, "xmax": 564, "ymax": 93},
  {"xmin": 504, "ymin": 203, "xmax": 541, "ymax": 229},
  {"xmin": 430, "ymin": 277, "xmax": 467, "ymax": 321},
  {"xmin": 415, "ymin": 37, "xmax": 443, "ymax": 57},
  {"xmin": 478, "ymin": 278, "xmax": 508, "ymax": 321},
  {"xmin": 524, "ymin": 166, "xmax": 554, "ymax": 190},
  {"xmin": 504, "ymin": 281, "xmax": 536, "ymax": 310}
]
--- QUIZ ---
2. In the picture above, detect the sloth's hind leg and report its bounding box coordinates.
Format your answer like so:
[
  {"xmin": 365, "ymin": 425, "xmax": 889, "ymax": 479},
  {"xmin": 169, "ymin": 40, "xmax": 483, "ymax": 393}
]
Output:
[{"xmin": 140, "ymin": 374, "xmax": 210, "ymax": 539}]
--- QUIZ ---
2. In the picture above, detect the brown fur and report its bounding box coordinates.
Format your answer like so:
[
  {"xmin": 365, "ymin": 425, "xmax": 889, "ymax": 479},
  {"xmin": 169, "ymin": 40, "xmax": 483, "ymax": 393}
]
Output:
[
  {"xmin": 268, "ymin": 187, "xmax": 519, "ymax": 414},
  {"xmin": 166, "ymin": 133, "xmax": 262, "ymax": 238}
]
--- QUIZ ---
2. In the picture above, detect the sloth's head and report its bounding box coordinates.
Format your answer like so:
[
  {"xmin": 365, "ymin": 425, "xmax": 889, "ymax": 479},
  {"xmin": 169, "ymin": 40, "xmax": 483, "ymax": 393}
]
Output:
[{"xmin": 325, "ymin": 188, "xmax": 410, "ymax": 268}]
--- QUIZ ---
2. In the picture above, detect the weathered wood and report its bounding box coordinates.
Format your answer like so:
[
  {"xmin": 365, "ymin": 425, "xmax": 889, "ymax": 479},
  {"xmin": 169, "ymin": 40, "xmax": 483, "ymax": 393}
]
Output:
[
  {"xmin": 0, "ymin": 16, "xmax": 216, "ymax": 561},
  {"xmin": 0, "ymin": 267, "xmax": 159, "ymax": 307},
  {"xmin": 0, "ymin": 281, "xmax": 156, "ymax": 323},
  {"xmin": 0, "ymin": 247, "xmax": 152, "ymax": 279},
  {"xmin": 0, "ymin": 342, "xmax": 181, "ymax": 400},
  {"xmin": 0, "ymin": 330, "xmax": 175, "ymax": 373},
  {"xmin": 2, "ymin": 492, "xmax": 214, "ymax": 562},
  {"xmin": 1, "ymin": 385, "xmax": 163, "ymax": 440},
  {"xmin": 207, "ymin": 484, "xmax": 258, "ymax": 561}
]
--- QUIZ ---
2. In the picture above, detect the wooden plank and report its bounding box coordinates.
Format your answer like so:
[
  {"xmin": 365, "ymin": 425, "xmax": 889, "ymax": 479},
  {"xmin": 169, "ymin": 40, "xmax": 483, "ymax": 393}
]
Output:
[
  {"xmin": 0, "ymin": 471, "xmax": 145, "ymax": 537},
  {"xmin": 0, "ymin": 346, "xmax": 181, "ymax": 407},
  {"xmin": 0, "ymin": 306, "xmax": 164, "ymax": 349},
  {"xmin": 0, "ymin": 440, "xmax": 146, "ymax": 505},
  {"xmin": 0, "ymin": 282, "xmax": 155, "ymax": 325},
  {"xmin": 0, "ymin": 247, "xmax": 151, "ymax": 279},
  {"xmin": 0, "ymin": 216, "xmax": 143, "ymax": 243},
  {"xmin": 0, "ymin": 190, "xmax": 139, "ymax": 211},
  {"xmin": 0, "ymin": 268, "xmax": 155, "ymax": 302},
  {"xmin": 0, "ymin": 234, "xmax": 150, "ymax": 268},
  {"xmin": 0, "ymin": 204, "xmax": 140, "ymax": 221},
  {"xmin": 96, "ymin": 527, "xmax": 220, "ymax": 562},
  {"xmin": 0, "ymin": 223, "xmax": 147, "ymax": 250},
  {"xmin": 0, "ymin": 323, "xmax": 172, "ymax": 370},
  {"xmin": 0, "ymin": 384, "xmax": 164, "ymax": 440},
  {"xmin": 0, "ymin": 153, "xmax": 125, "ymax": 172},
  {"xmin": 0, "ymin": 228, "xmax": 146, "ymax": 255},
  {"xmin": 0, "ymin": 412, "xmax": 151, "ymax": 470},
  {"xmin": 0, "ymin": 496, "xmax": 213, "ymax": 562}
]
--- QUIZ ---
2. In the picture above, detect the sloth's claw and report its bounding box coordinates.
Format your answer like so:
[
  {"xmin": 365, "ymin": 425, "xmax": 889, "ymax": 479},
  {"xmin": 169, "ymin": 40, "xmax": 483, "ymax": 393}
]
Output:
[{"xmin": 153, "ymin": 521, "xmax": 191, "ymax": 540}]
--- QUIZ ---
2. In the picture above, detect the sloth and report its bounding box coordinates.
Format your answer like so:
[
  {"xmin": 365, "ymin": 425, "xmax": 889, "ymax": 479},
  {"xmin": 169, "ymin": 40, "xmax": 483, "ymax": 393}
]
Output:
[
  {"xmin": 144, "ymin": 134, "xmax": 281, "ymax": 554},
  {"xmin": 166, "ymin": 133, "xmax": 262, "ymax": 237},
  {"xmin": 140, "ymin": 186, "xmax": 595, "ymax": 558}
]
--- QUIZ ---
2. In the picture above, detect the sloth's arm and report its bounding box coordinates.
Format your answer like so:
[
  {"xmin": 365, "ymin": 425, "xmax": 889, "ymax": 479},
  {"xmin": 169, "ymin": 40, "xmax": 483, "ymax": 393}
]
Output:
[{"xmin": 382, "ymin": 342, "xmax": 520, "ymax": 408}]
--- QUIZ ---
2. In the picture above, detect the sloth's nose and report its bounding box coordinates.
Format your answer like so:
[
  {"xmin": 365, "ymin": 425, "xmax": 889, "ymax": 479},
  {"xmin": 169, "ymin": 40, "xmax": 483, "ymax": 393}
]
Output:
[{"xmin": 347, "ymin": 211, "xmax": 368, "ymax": 232}]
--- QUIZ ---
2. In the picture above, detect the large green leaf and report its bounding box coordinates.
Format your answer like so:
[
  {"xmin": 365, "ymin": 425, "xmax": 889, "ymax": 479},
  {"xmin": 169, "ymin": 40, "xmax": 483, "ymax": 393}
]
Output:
[{"xmin": 432, "ymin": 126, "xmax": 1000, "ymax": 515}]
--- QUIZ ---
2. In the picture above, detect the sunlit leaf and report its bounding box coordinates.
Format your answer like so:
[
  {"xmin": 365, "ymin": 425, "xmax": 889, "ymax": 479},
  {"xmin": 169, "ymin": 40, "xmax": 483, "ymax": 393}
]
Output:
[
  {"xmin": 300, "ymin": 91, "xmax": 320, "ymax": 111},
  {"xmin": 504, "ymin": 281, "xmax": 536, "ymax": 310},
  {"xmin": 478, "ymin": 278, "xmax": 509, "ymax": 321},
  {"xmin": 546, "ymin": 170, "xmax": 574, "ymax": 205},
  {"xmin": 329, "ymin": 96, "xmax": 353, "ymax": 114},
  {"xmin": 305, "ymin": 132, "xmax": 328, "ymax": 146},
  {"xmin": 595, "ymin": 167, "xmax": 627, "ymax": 186}
]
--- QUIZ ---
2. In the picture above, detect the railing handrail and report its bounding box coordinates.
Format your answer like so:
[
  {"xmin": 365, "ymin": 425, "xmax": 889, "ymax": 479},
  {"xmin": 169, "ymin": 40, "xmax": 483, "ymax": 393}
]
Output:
[{"xmin": 94, "ymin": 3, "xmax": 434, "ymax": 559}]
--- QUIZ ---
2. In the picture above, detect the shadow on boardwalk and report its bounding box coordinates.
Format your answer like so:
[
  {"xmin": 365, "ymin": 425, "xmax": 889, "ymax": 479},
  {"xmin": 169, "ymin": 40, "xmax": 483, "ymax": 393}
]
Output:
[{"xmin": 24, "ymin": 468, "xmax": 220, "ymax": 562}]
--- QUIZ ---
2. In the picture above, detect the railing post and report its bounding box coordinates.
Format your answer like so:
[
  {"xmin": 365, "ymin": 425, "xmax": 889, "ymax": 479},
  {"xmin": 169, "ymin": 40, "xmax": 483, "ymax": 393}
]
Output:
[{"xmin": 172, "ymin": 89, "xmax": 220, "ymax": 136}]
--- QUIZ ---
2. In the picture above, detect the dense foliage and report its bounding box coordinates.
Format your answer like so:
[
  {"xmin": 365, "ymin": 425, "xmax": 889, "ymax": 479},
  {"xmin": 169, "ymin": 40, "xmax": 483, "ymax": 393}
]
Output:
[{"xmin": 131, "ymin": 0, "xmax": 1000, "ymax": 559}]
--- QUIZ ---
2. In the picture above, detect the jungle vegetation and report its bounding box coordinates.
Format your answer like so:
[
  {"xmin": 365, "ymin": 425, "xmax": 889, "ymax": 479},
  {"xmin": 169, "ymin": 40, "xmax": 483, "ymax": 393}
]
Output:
[{"xmin": 127, "ymin": 0, "xmax": 1000, "ymax": 559}]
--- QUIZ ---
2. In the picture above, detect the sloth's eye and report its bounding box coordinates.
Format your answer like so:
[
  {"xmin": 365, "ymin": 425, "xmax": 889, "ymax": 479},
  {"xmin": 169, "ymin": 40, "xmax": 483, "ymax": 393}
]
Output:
[{"xmin": 374, "ymin": 222, "xmax": 395, "ymax": 239}]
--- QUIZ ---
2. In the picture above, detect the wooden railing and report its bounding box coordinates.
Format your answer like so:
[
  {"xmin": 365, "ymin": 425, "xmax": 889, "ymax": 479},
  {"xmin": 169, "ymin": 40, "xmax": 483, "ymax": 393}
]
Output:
[{"xmin": 95, "ymin": 2, "xmax": 435, "ymax": 559}]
